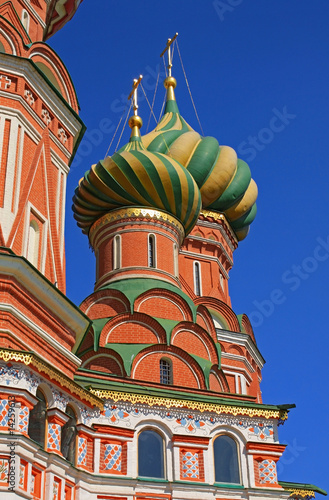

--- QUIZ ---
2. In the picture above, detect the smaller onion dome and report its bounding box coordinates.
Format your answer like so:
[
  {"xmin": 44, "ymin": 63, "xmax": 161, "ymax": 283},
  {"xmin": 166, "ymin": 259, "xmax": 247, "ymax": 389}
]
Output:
[
  {"xmin": 142, "ymin": 77, "xmax": 258, "ymax": 241},
  {"xmin": 72, "ymin": 114, "xmax": 202, "ymax": 236}
]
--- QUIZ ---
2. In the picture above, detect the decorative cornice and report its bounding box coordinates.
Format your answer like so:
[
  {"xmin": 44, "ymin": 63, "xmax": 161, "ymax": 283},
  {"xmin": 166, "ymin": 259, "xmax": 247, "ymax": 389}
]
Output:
[
  {"xmin": 90, "ymin": 208, "xmax": 185, "ymax": 245},
  {"xmin": 200, "ymin": 210, "xmax": 238, "ymax": 245},
  {"xmin": 0, "ymin": 349, "xmax": 103, "ymax": 409},
  {"xmin": 90, "ymin": 388, "xmax": 288, "ymax": 421},
  {"xmin": 279, "ymin": 482, "xmax": 327, "ymax": 499}
]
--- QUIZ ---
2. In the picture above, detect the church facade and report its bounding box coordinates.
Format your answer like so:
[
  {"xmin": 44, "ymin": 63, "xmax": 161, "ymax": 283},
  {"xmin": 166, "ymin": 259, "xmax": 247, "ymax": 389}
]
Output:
[{"xmin": 0, "ymin": 2, "xmax": 325, "ymax": 500}]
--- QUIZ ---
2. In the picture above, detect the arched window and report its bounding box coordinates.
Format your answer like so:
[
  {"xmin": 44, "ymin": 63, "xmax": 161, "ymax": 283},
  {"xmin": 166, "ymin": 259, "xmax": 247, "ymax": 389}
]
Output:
[
  {"xmin": 173, "ymin": 243, "xmax": 179, "ymax": 277},
  {"xmin": 214, "ymin": 435, "xmax": 240, "ymax": 484},
  {"xmin": 160, "ymin": 358, "xmax": 172, "ymax": 385},
  {"xmin": 27, "ymin": 220, "xmax": 40, "ymax": 267},
  {"xmin": 138, "ymin": 429, "xmax": 165, "ymax": 478},
  {"xmin": 194, "ymin": 261, "xmax": 201, "ymax": 296},
  {"xmin": 28, "ymin": 388, "xmax": 47, "ymax": 448},
  {"xmin": 148, "ymin": 234, "xmax": 156, "ymax": 268},
  {"xmin": 61, "ymin": 406, "xmax": 77, "ymax": 463},
  {"xmin": 0, "ymin": 41, "xmax": 5, "ymax": 53},
  {"xmin": 22, "ymin": 10, "xmax": 30, "ymax": 33},
  {"xmin": 113, "ymin": 234, "xmax": 121, "ymax": 270}
]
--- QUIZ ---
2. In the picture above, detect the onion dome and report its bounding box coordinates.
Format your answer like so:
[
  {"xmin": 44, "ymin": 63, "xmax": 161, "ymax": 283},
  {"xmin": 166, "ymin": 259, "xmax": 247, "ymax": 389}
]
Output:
[
  {"xmin": 72, "ymin": 114, "xmax": 202, "ymax": 236},
  {"xmin": 142, "ymin": 77, "xmax": 258, "ymax": 241},
  {"xmin": 44, "ymin": 0, "xmax": 83, "ymax": 40}
]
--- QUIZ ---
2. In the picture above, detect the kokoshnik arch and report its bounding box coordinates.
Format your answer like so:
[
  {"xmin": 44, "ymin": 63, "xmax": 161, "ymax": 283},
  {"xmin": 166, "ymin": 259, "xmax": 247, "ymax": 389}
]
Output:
[{"xmin": 0, "ymin": 2, "xmax": 326, "ymax": 499}]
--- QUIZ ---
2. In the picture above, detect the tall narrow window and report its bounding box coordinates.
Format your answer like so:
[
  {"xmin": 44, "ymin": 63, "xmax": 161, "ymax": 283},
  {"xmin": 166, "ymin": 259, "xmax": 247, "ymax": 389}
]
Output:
[
  {"xmin": 148, "ymin": 234, "xmax": 156, "ymax": 268},
  {"xmin": 138, "ymin": 430, "xmax": 165, "ymax": 478},
  {"xmin": 27, "ymin": 220, "xmax": 40, "ymax": 267},
  {"xmin": 219, "ymin": 272, "xmax": 224, "ymax": 291},
  {"xmin": 160, "ymin": 358, "xmax": 172, "ymax": 385},
  {"xmin": 214, "ymin": 435, "xmax": 240, "ymax": 484},
  {"xmin": 61, "ymin": 406, "xmax": 77, "ymax": 464},
  {"xmin": 22, "ymin": 10, "xmax": 30, "ymax": 33},
  {"xmin": 194, "ymin": 262, "xmax": 201, "ymax": 296},
  {"xmin": 28, "ymin": 388, "xmax": 47, "ymax": 448},
  {"xmin": 173, "ymin": 243, "xmax": 179, "ymax": 277},
  {"xmin": 113, "ymin": 235, "xmax": 121, "ymax": 270}
]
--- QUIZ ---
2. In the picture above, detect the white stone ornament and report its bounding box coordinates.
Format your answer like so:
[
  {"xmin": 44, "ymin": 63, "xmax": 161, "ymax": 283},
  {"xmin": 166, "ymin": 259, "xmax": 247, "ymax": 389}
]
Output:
[
  {"xmin": 0, "ymin": 75, "xmax": 11, "ymax": 90},
  {"xmin": 24, "ymin": 89, "xmax": 35, "ymax": 106}
]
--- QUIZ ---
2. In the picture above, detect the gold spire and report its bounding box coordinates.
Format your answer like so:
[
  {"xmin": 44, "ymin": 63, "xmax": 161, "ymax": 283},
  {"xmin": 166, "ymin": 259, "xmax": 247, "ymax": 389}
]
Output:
[
  {"xmin": 160, "ymin": 33, "xmax": 178, "ymax": 101},
  {"xmin": 128, "ymin": 75, "xmax": 143, "ymax": 136}
]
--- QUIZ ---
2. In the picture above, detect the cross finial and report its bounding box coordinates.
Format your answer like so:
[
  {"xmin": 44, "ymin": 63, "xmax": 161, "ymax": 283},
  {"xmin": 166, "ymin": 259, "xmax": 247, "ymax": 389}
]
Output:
[
  {"xmin": 128, "ymin": 75, "xmax": 143, "ymax": 116},
  {"xmin": 160, "ymin": 33, "xmax": 178, "ymax": 77}
]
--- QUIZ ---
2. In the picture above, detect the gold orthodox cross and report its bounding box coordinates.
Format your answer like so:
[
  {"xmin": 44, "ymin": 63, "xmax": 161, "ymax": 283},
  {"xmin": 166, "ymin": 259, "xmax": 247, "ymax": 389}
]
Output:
[
  {"xmin": 160, "ymin": 33, "xmax": 178, "ymax": 76},
  {"xmin": 128, "ymin": 75, "xmax": 143, "ymax": 116}
]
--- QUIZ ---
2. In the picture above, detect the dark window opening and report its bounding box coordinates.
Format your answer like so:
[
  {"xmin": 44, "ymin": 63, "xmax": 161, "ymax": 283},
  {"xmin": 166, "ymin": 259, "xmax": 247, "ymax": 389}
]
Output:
[
  {"xmin": 148, "ymin": 235, "xmax": 156, "ymax": 268},
  {"xmin": 214, "ymin": 435, "xmax": 240, "ymax": 484},
  {"xmin": 194, "ymin": 262, "xmax": 201, "ymax": 296},
  {"xmin": 160, "ymin": 358, "xmax": 172, "ymax": 385},
  {"xmin": 138, "ymin": 429, "xmax": 165, "ymax": 478}
]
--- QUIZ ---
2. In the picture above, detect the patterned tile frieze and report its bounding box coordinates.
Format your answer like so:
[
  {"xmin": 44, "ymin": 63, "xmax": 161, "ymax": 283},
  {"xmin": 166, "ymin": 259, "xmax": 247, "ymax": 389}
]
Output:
[
  {"xmin": 248, "ymin": 423, "xmax": 274, "ymax": 441},
  {"xmin": 0, "ymin": 363, "xmax": 92, "ymax": 416},
  {"xmin": 99, "ymin": 402, "xmax": 277, "ymax": 441}
]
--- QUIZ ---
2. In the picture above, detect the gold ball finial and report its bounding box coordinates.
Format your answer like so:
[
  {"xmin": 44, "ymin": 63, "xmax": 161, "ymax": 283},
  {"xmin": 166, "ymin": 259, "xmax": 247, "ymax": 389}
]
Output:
[
  {"xmin": 164, "ymin": 76, "xmax": 177, "ymax": 89},
  {"xmin": 128, "ymin": 115, "xmax": 143, "ymax": 129}
]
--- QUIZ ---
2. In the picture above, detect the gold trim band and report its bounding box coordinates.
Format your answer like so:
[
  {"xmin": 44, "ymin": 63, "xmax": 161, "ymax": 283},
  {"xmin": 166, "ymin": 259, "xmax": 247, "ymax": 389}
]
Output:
[
  {"xmin": 0, "ymin": 349, "xmax": 103, "ymax": 409},
  {"xmin": 90, "ymin": 388, "xmax": 288, "ymax": 421},
  {"xmin": 89, "ymin": 208, "xmax": 185, "ymax": 245}
]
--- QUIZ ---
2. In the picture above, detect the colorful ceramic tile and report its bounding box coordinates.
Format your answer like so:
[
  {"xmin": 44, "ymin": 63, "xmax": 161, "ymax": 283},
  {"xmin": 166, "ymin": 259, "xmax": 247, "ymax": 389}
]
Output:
[
  {"xmin": 18, "ymin": 406, "xmax": 29, "ymax": 433},
  {"xmin": 259, "ymin": 459, "xmax": 277, "ymax": 484},
  {"xmin": 249, "ymin": 423, "xmax": 274, "ymax": 441},
  {"xmin": 0, "ymin": 399, "xmax": 9, "ymax": 427},
  {"xmin": 104, "ymin": 444, "xmax": 122, "ymax": 471},
  {"xmin": 47, "ymin": 423, "xmax": 61, "ymax": 451},
  {"xmin": 181, "ymin": 450, "xmax": 199, "ymax": 479},
  {"xmin": 77, "ymin": 437, "xmax": 87, "ymax": 466}
]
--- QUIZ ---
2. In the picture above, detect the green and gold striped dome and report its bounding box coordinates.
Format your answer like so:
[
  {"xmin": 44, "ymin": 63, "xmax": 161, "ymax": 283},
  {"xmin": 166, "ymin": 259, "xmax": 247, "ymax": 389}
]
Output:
[
  {"xmin": 142, "ymin": 77, "xmax": 258, "ymax": 241},
  {"xmin": 72, "ymin": 119, "xmax": 201, "ymax": 236}
]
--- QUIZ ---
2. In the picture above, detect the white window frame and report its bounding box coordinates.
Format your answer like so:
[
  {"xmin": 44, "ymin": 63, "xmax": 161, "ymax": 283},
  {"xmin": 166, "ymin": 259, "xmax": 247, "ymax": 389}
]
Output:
[
  {"xmin": 23, "ymin": 202, "xmax": 48, "ymax": 273},
  {"xmin": 113, "ymin": 234, "xmax": 121, "ymax": 270},
  {"xmin": 193, "ymin": 261, "xmax": 202, "ymax": 296}
]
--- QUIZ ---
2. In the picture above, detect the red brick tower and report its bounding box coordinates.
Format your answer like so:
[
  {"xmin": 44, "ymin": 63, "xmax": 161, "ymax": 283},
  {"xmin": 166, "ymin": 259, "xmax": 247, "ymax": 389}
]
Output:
[{"xmin": 0, "ymin": 0, "xmax": 84, "ymax": 293}]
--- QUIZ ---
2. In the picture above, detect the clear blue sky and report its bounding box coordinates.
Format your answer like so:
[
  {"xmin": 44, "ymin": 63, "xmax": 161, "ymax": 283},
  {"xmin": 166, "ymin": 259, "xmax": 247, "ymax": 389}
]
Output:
[{"xmin": 50, "ymin": 0, "xmax": 329, "ymax": 493}]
